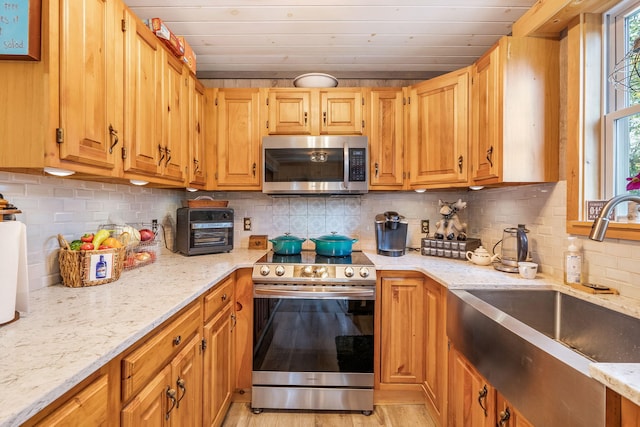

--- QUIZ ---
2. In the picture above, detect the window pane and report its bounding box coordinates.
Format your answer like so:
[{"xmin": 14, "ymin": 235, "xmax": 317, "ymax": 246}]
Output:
[
  {"xmin": 613, "ymin": 110, "xmax": 640, "ymax": 196},
  {"xmin": 626, "ymin": 9, "xmax": 640, "ymax": 106}
]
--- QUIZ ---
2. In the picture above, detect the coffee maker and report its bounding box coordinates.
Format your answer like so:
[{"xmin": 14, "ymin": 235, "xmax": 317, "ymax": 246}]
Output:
[{"xmin": 375, "ymin": 211, "xmax": 408, "ymax": 256}]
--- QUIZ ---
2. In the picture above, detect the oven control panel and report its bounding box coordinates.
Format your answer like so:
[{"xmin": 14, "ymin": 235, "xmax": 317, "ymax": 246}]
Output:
[{"xmin": 252, "ymin": 264, "xmax": 375, "ymax": 284}]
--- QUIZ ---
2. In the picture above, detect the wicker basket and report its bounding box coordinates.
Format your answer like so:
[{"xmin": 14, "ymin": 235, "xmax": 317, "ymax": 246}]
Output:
[{"xmin": 57, "ymin": 235, "xmax": 125, "ymax": 287}]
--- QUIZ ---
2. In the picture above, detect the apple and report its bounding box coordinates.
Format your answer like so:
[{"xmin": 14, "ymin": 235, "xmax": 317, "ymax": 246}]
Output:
[{"xmin": 139, "ymin": 228, "xmax": 155, "ymax": 242}]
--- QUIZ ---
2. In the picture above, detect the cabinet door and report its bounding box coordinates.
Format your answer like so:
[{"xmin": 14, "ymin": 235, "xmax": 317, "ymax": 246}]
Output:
[
  {"xmin": 35, "ymin": 374, "xmax": 109, "ymax": 426},
  {"xmin": 368, "ymin": 88, "xmax": 405, "ymax": 189},
  {"xmin": 380, "ymin": 274, "xmax": 424, "ymax": 384},
  {"xmin": 161, "ymin": 55, "xmax": 188, "ymax": 182},
  {"xmin": 409, "ymin": 67, "xmax": 470, "ymax": 186},
  {"xmin": 216, "ymin": 88, "xmax": 262, "ymax": 189},
  {"xmin": 122, "ymin": 365, "xmax": 172, "ymax": 427},
  {"xmin": 471, "ymin": 44, "xmax": 501, "ymax": 184},
  {"xmin": 188, "ymin": 77, "xmax": 207, "ymax": 188},
  {"xmin": 171, "ymin": 334, "xmax": 203, "ymax": 427},
  {"xmin": 123, "ymin": 12, "xmax": 163, "ymax": 177},
  {"xmin": 622, "ymin": 396, "xmax": 640, "ymax": 427},
  {"xmin": 448, "ymin": 346, "xmax": 496, "ymax": 427},
  {"xmin": 267, "ymin": 89, "xmax": 313, "ymax": 135},
  {"xmin": 203, "ymin": 303, "xmax": 234, "ymax": 427},
  {"xmin": 58, "ymin": 0, "xmax": 123, "ymax": 170},
  {"xmin": 234, "ymin": 269, "xmax": 254, "ymax": 390},
  {"xmin": 423, "ymin": 278, "xmax": 446, "ymax": 423},
  {"xmin": 496, "ymin": 392, "xmax": 534, "ymax": 427},
  {"xmin": 320, "ymin": 90, "xmax": 364, "ymax": 134}
]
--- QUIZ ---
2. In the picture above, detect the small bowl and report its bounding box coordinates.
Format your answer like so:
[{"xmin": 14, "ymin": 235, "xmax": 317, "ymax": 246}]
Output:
[{"xmin": 293, "ymin": 73, "xmax": 339, "ymax": 88}]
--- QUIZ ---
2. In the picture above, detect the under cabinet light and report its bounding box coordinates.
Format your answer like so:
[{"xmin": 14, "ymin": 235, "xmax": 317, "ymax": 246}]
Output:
[
  {"xmin": 469, "ymin": 186, "xmax": 484, "ymax": 191},
  {"xmin": 414, "ymin": 189, "xmax": 426, "ymax": 193},
  {"xmin": 185, "ymin": 187, "xmax": 198, "ymax": 192},
  {"xmin": 44, "ymin": 167, "xmax": 76, "ymax": 177},
  {"xmin": 129, "ymin": 179, "xmax": 149, "ymax": 186}
]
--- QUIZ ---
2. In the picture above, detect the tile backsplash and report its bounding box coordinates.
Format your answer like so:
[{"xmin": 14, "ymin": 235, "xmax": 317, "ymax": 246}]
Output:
[{"xmin": 2, "ymin": 172, "xmax": 639, "ymax": 300}]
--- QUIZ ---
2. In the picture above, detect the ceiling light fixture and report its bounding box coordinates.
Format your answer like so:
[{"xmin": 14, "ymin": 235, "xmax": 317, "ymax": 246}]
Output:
[
  {"xmin": 609, "ymin": 37, "xmax": 640, "ymax": 93},
  {"xmin": 43, "ymin": 167, "xmax": 75, "ymax": 177},
  {"xmin": 129, "ymin": 179, "xmax": 149, "ymax": 186}
]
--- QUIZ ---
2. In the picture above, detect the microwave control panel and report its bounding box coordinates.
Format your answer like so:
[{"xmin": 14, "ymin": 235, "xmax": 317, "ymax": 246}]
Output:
[{"xmin": 349, "ymin": 148, "xmax": 366, "ymax": 181}]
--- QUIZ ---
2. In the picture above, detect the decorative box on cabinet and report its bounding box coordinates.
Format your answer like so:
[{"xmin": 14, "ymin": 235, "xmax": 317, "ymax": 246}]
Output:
[{"xmin": 471, "ymin": 36, "xmax": 559, "ymax": 185}]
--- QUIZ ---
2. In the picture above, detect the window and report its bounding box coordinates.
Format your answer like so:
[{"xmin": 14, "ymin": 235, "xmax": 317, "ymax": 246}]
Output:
[{"xmin": 605, "ymin": 1, "xmax": 640, "ymax": 217}]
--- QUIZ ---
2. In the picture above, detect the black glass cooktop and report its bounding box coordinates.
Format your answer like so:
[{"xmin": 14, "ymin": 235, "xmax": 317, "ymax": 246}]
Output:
[{"xmin": 257, "ymin": 250, "xmax": 373, "ymax": 266}]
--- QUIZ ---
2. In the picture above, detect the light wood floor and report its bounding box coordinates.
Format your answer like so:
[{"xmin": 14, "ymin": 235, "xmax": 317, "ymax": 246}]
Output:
[{"xmin": 221, "ymin": 402, "xmax": 438, "ymax": 426}]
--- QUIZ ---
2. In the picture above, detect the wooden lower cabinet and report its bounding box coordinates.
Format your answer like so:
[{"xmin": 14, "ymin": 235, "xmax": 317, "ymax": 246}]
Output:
[
  {"xmin": 448, "ymin": 345, "xmax": 533, "ymax": 427},
  {"xmin": 422, "ymin": 277, "xmax": 447, "ymax": 425},
  {"xmin": 448, "ymin": 345, "xmax": 496, "ymax": 427},
  {"xmin": 121, "ymin": 332, "xmax": 203, "ymax": 426},
  {"xmin": 380, "ymin": 272, "xmax": 425, "ymax": 385},
  {"xmin": 622, "ymin": 396, "xmax": 640, "ymax": 427},
  {"xmin": 32, "ymin": 373, "xmax": 111, "ymax": 426},
  {"xmin": 203, "ymin": 303, "xmax": 234, "ymax": 427}
]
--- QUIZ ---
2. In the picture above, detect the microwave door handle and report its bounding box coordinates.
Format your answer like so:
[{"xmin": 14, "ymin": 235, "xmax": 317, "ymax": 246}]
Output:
[{"xmin": 343, "ymin": 142, "xmax": 349, "ymax": 190}]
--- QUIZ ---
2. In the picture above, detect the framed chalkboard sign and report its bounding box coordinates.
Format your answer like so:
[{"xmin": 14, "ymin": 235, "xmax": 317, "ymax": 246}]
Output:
[{"xmin": 0, "ymin": 0, "xmax": 41, "ymax": 60}]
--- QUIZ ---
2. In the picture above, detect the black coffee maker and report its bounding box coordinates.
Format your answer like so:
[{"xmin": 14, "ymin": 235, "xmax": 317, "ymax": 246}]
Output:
[{"xmin": 375, "ymin": 211, "xmax": 408, "ymax": 257}]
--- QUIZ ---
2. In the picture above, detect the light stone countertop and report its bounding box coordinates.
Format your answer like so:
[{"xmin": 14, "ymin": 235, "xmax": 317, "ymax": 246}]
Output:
[{"xmin": 1, "ymin": 249, "xmax": 638, "ymax": 426}]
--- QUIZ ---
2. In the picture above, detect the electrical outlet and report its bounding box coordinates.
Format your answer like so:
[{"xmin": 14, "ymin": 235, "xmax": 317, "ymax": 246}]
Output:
[
  {"xmin": 244, "ymin": 217, "xmax": 252, "ymax": 231},
  {"xmin": 421, "ymin": 219, "xmax": 429, "ymax": 234}
]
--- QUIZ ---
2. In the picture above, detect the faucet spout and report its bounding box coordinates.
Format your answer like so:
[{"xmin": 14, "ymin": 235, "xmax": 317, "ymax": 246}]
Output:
[{"xmin": 589, "ymin": 194, "xmax": 640, "ymax": 241}]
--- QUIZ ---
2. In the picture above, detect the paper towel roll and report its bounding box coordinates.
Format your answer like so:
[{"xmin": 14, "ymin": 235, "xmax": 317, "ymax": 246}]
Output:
[{"xmin": 0, "ymin": 221, "xmax": 29, "ymax": 324}]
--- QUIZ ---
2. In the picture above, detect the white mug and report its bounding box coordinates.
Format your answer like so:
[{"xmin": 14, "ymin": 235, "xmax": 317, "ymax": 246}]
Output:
[{"xmin": 517, "ymin": 262, "xmax": 538, "ymax": 279}]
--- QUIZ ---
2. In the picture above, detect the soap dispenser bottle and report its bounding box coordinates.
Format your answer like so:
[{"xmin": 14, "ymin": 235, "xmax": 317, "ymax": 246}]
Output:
[{"xmin": 564, "ymin": 237, "xmax": 582, "ymax": 286}]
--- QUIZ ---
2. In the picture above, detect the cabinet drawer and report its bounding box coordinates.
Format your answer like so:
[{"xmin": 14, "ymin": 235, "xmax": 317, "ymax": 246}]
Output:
[
  {"xmin": 121, "ymin": 303, "xmax": 201, "ymax": 402},
  {"xmin": 204, "ymin": 275, "xmax": 234, "ymax": 322}
]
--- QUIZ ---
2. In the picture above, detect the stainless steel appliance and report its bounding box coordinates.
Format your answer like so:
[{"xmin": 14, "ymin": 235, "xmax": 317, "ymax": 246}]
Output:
[
  {"xmin": 374, "ymin": 211, "xmax": 408, "ymax": 256},
  {"xmin": 175, "ymin": 207, "xmax": 233, "ymax": 255},
  {"xmin": 493, "ymin": 224, "xmax": 529, "ymax": 272},
  {"xmin": 251, "ymin": 250, "xmax": 376, "ymax": 414},
  {"xmin": 262, "ymin": 135, "xmax": 369, "ymax": 195}
]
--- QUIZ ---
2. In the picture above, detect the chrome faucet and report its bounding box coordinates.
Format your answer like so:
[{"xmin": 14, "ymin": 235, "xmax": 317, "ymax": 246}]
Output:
[{"xmin": 589, "ymin": 194, "xmax": 640, "ymax": 241}]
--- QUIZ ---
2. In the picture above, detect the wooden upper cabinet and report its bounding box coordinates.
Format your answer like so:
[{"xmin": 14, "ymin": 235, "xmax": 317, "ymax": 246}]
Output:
[
  {"xmin": 216, "ymin": 88, "xmax": 263, "ymax": 189},
  {"xmin": 320, "ymin": 89, "xmax": 364, "ymax": 134},
  {"xmin": 267, "ymin": 89, "xmax": 314, "ymax": 135},
  {"xmin": 187, "ymin": 76, "xmax": 208, "ymax": 188},
  {"xmin": 161, "ymin": 54, "xmax": 188, "ymax": 182},
  {"xmin": 471, "ymin": 36, "xmax": 560, "ymax": 185},
  {"xmin": 122, "ymin": 12, "xmax": 164, "ymax": 178},
  {"xmin": 266, "ymin": 88, "xmax": 364, "ymax": 135},
  {"xmin": 408, "ymin": 67, "xmax": 470, "ymax": 188},
  {"xmin": 367, "ymin": 88, "xmax": 406, "ymax": 189},
  {"xmin": 58, "ymin": 0, "xmax": 124, "ymax": 172}
]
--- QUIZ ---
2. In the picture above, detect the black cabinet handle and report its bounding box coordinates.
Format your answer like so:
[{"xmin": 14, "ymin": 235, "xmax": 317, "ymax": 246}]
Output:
[
  {"xmin": 478, "ymin": 384, "xmax": 488, "ymax": 417},
  {"xmin": 108, "ymin": 125, "xmax": 119, "ymax": 154}
]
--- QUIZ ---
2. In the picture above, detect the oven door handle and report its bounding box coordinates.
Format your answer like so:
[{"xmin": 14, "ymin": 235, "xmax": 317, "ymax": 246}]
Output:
[{"xmin": 254, "ymin": 287, "xmax": 375, "ymax": 299}]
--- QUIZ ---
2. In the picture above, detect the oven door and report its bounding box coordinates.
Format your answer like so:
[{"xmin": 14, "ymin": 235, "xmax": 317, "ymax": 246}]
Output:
[{"xmin": 252, "ymin": 284, "xmax": 375, "ymax": 388}]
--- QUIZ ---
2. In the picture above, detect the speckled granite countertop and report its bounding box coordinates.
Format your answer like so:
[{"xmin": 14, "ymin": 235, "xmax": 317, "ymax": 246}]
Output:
[{"xmin": 1, "ymin": 249, "xmax": 638, "ymax": 426}]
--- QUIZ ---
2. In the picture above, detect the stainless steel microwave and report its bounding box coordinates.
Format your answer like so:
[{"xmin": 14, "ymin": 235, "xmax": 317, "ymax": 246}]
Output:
[{"xmin": 262, "ymin": 135, "xmax": 369, "ymax": 195}]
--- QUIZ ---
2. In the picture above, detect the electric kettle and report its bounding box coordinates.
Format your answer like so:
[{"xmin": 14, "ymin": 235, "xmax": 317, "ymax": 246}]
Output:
[{"xmin": 493, "ymin": 224, "xmax": 529, "ymax": 273}]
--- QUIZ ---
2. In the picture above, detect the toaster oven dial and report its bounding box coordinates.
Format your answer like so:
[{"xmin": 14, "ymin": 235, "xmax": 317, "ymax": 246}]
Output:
[
  {"xmin": 359, "ymin": 267, "xmax": 371, "ymax": 278},
  {"xmin": 259, "ymin": 265, "xmax": 271, "ymax": 276},
  {"xmin": 275, "ymin": 265, "xmax": 286, "ymax": 276},
  {"xmin": 344, "ymin": 266, "xmax": 355, "ymax": 278}
]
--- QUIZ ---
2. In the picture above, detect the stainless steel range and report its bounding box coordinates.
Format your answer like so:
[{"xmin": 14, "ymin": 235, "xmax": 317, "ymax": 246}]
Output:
[{"xmin": 251, "ymin": 250, "xmax": 376, "ymax": 415}]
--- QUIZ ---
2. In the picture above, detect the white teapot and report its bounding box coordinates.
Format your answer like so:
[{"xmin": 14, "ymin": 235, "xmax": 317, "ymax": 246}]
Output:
[{"xmin": 466, "ymin": 246, "xmax": 499, "ymax": 266}]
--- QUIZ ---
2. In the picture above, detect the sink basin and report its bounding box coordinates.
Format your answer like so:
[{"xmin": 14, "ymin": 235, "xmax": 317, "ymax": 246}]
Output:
[
  {"xmin": 447, "ymin": 289, "xmax": 640, "ymax": 427},
  {"xmin": 467, "ymin": 289, "xmax": 640, "ymax": 363}
]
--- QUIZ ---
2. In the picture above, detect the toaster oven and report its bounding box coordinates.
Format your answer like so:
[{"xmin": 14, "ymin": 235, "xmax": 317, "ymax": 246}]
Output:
[{"xmin": 176, "ymin": 208, "xmax": 234, "ymax": 256}]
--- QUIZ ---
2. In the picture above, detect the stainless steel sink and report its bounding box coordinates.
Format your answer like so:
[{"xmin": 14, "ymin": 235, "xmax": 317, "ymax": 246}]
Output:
[{"xmin": 448, "ymin": 289, "xmax": 640, "ymax": 427}]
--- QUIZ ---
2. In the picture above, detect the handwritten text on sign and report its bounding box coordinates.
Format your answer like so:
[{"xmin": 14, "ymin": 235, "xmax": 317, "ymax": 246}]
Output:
[{"xmin": 1, "ymin": 2, "xmax": 29, "ymax": 55}]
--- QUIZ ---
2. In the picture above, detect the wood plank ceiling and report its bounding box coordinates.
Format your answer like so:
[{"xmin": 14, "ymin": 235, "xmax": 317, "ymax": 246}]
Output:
[{"xmin": 124, "ymin": 0, "xmax": 538, "ymax": 81}]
